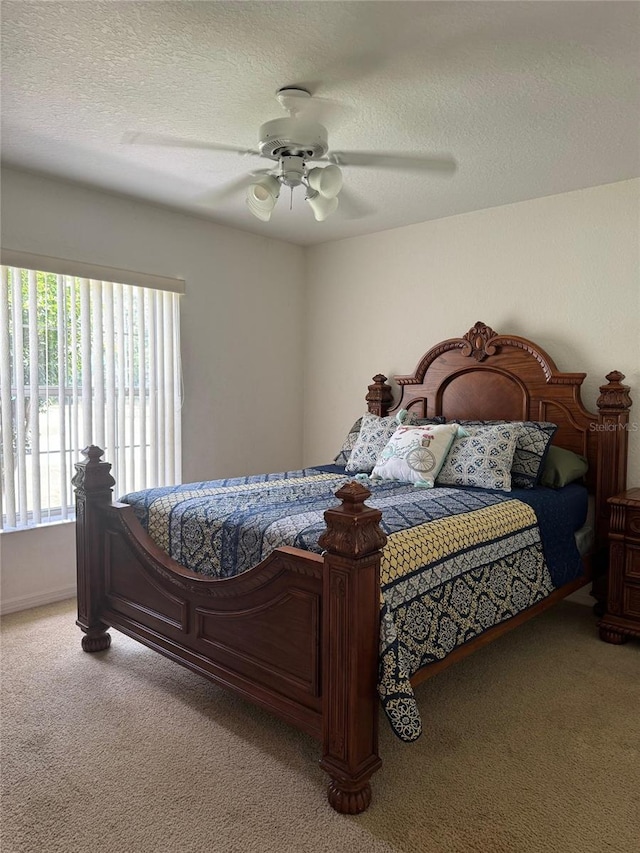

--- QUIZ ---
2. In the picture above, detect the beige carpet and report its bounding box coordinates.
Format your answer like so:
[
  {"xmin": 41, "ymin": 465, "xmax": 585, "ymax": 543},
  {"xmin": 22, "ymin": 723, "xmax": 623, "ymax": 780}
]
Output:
[{"xmin": 1, "ymin": 599, "xmax": 638, "ymax": 853}]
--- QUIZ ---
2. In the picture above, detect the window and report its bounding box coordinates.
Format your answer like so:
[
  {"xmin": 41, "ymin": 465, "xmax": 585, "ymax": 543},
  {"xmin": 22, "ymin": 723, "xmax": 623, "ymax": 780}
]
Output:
[{"xmin": 0, "ymin": 259, "xmax": 182, "ymax": 530}]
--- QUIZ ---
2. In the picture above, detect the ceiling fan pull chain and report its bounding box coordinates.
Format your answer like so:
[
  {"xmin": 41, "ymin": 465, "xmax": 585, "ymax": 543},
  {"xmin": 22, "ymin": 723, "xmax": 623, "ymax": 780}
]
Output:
[{"xmin": 290, "ymin": 185, "xmax": 293, "ymax": 210}]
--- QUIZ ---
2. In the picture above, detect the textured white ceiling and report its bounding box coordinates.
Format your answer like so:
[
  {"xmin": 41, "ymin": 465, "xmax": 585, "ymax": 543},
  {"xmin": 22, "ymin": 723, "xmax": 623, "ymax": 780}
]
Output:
[{"xmin": 2, "ymin": 1, "xmax": 639, "ymax": 246}]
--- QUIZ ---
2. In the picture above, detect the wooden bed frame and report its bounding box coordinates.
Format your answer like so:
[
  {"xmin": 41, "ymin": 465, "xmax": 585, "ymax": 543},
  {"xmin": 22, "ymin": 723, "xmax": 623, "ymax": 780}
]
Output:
[{"xmin": 74, "ymin": 322, "xmax": 632, "ymax": 814}]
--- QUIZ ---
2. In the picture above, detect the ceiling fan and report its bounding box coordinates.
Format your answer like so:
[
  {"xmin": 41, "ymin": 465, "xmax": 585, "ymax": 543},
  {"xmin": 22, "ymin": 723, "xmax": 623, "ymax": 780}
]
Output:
[{"xmin": 124, "ymin": 87, "xmax": 457, "ymax": 222}]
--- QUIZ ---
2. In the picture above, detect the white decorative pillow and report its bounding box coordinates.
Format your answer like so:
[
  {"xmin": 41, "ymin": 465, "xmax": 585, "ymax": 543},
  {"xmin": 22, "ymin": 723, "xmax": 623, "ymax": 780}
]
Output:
[
  {"xmin": 345, "ymin": 410, "xmax": 416, "ymax": 474},
  {"xmin": 436, "ymin": 423, "xmax": 520, "ymax": 492},
  {"xmin": 371, "ymin": 424, "xmax": 461, "ymax": 487}
]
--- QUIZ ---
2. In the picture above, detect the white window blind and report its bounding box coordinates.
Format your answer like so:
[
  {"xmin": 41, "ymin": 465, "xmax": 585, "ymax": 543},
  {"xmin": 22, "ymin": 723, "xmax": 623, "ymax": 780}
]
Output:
[{"xmin": 0, "ymin": 265, "xmax": 182, "ymax": 530}]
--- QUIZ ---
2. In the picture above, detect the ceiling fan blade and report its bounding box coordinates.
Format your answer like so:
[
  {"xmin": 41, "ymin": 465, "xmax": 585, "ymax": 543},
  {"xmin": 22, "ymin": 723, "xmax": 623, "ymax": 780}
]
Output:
[
  {"xmin": 337, "ymin": 186, "xmax": 376, "ymax": 219},
  {"xmin": 328, "ymin": 151, "xmax": 457, "ymax": 174},
  {"xmin": 194, "ymin": 170, "xmax": 273, "ymax": 207},
  {"xmin": 122, "ymin": 131, "xmax": 262, "ymax": 158}
]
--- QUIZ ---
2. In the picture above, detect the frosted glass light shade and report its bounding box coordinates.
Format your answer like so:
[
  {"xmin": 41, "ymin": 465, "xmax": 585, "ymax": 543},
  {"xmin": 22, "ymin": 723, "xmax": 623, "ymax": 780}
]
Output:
[
  {"xmin": 306, "ymin": 193, "xmax": 339, "ymax": 221},
  {"xmin": 246, "ymin": 175, "xmax": 281, "ymax": 220},
  {"xmin": 246, "ymin": 196, "xmax": 272, "ymax": 221},
  {"xmin": 307, "ymin": 165, "xmax": 343, "ymax": 199},
  {"xmin": 247, "ymin": 175, "xmax": 280, "ymax": 212}
]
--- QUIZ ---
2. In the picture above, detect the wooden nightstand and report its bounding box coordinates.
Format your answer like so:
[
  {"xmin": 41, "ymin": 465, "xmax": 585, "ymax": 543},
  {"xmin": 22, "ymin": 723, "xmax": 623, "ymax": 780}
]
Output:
[{"xmin": 599, "ymin": 488, "xmax": 640, "ymax": 644}]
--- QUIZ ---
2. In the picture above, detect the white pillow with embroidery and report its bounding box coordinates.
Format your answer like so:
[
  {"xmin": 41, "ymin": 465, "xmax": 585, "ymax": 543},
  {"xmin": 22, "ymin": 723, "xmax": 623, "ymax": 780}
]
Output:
[
  {"xmin": 345, "ymin": 410, "xmax": 416, "ymax": 474},
  {"xmin": 436, "ymin": 423, "xmax": 520, "ymax": 492},
  {"xmin": 371, "ymin": 423, "xmax": 462, "ymax": 487}
]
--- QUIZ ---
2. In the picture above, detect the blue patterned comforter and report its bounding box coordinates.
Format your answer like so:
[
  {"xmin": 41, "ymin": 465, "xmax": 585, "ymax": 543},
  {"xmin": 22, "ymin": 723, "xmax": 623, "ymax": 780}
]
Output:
[{"xmin": 121, "ymin": 468, "xmax": 586, "ymax": 742}]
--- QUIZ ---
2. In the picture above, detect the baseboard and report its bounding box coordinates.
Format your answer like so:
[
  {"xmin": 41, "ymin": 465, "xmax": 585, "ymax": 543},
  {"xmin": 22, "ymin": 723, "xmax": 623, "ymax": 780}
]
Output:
[{"xmin": 0, "ymin": 585, "xmax": 77, "ymax": 616}]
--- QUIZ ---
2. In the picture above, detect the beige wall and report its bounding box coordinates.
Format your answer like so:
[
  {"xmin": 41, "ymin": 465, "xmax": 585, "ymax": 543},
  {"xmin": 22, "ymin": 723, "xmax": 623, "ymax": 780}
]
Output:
[
  {"xmin": 0, "ymin": 167, "xmax": 306, "ymax": 612},
  {"xmin": 304, "ymin": 179, "xmax": 640, "ymax": 489},
  {"xmin": 0, "ymin": 522, "xmax": 77, "ymax": 613}
]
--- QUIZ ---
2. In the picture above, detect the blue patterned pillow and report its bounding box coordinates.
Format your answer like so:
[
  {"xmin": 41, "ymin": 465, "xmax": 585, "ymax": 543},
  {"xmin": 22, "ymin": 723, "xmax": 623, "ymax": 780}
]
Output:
[
  {"xmin": 436, "ymin": 423, "xmax": 519, "ymax": 492},
  {"xmin": 333, "ymin": 417, "xmax": 363, "ymax": 466},
  {"xmin": 453, "ymin": 420, "xmax": 557, "ymax": 488},
  {"xmin": 510, "ymin": 422, "xmax": 557, "ymax": 487},
  {"xmin": 345, "ymin": 410, "xmax": 417, "ymax": 474}
]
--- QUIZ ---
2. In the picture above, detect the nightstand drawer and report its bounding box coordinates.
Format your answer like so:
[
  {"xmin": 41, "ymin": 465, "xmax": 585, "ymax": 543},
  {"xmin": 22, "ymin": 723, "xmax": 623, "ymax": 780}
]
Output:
[
  {"xmin": 623, "ymin": 584, "xmax": 640, "ymax": 619},
  {"xmin": 625, "ymin": 544, "xmax": 640, "ymax": 580}
]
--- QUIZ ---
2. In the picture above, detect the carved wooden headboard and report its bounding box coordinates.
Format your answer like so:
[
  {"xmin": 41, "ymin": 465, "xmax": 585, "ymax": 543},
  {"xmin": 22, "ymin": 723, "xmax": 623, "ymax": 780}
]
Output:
[{"xmin": 365, "ymin": 321, "xmax": 632, "ymax": 556}]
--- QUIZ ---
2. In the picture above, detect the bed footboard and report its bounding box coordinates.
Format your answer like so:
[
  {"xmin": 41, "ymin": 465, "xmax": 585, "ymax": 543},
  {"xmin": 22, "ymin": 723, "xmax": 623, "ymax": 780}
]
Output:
[{"xmin": 74, "ymin": 447, "xmax": 386, "ymax": 814}]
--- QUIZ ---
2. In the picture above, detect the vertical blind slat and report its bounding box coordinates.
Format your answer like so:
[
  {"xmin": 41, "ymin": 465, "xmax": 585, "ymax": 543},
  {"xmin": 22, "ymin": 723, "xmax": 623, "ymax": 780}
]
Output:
[
  {"xmin": 0, "ymin": 267, "xmax": 16, "ymax": 528},
  {"xmin": 163, "ymin": 291, "xmax": 175, "ymax": 484},
  {"xmin": 104, "ymin": 283, "xmax": 116, "ymax": 468},
  {"xmin": 80, "ymin": 279, "xmax": 92, "ymax": 448},
  {"xmin": 173, "ymin": 295, "xmax": 182, "ymax": 484},
  {"xmin": 114, "ymin": 283, "xmax": 127, "ymax": 493},
  {"xmin": 11, "ymin": 268, "xmax": 28, "ymax": 524},
  {"xmin": 147, "ymin": 292, "xmax": 158, "ymax": 488},
  {"xmin": 126, "ymin": 286, "xmax": 136, "ymax": 491},
  {"xmin": 28, "ymin": 270, "xmax": 42, "ymax": 523},
  {"xmin": 156, "ymin": 295, "xmax": 166, "ymax": 486},
  {"xmin": 136, "ymin": 287, "xmax": 147, "ymax": 487},
  {"xmin": 69, "ymin": 276, "xmax": 79, "ymax": 471},
  {"xmin": 57, "ymin": 275, "xmax": 68, "ymax": 518}
]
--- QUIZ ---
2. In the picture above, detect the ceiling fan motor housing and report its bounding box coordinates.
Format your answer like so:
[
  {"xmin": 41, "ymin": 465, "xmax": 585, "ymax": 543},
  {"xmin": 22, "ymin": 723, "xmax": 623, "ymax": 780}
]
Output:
[{"xmin": 258, "ymin": 118, "xmax": 329, "ymax": 161}]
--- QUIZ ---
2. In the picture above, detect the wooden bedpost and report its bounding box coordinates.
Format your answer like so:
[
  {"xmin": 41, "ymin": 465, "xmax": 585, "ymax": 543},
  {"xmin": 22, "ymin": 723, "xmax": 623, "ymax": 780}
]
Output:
[
  {"xmin": 592, "ymin": 372, "xmax": 632, "ymax": 612},
  {"xmin": 366, "ymin": 374, "xmax": 394, "ymax": 417},
  {"xmin": 73, "ymin": 445, "xmax": 115, "ymax": 652},
  {"xmin": 318, "ymin": 482, "xmax": 387, "ymax": 814},
  {"xmin": 596, "ymin": 371, "xmax": 632, "ymax": 526}
]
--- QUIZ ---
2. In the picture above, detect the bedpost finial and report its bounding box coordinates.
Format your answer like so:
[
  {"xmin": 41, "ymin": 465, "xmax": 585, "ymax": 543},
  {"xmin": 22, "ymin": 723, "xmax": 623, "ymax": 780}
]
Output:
[
  {"xmin": 597, "ymin": 371, "xmax": 632, "ymax": 411},
  {"xmin": 334, "ymin": 480, "xmax": 372, "ymax": 506},
  {"xmin": 73, "ymin": 446, "xmax": 115, "ymax": 493},
  {"xmin": 319, "ymin": 482, "xmax": 387, "ymax": 558},
  {"xmin": 81, "ymin": 445, "xmax": 106, "ymax": 464},
  {"xmin": 366, "ymin": 374, "xmax": 393, "ymax": 416}
]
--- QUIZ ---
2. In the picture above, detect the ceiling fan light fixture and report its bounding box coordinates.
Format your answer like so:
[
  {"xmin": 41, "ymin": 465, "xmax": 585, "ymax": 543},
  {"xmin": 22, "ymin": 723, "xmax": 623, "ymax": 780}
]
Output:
[
  {"xmin": 247, "ymin": 174, "xmax": 281, "ymax": 220},
  {"xmin": 306, "ymin": 191, "xmax": 339, "ymax": 222},
  {"xmin": 307, "ymin": 164, "xmax": 343, "ymax": 199},
  {"xmin": 247, "ymin": 175, "xmax": 281, "ymax": 208},
  {"xmin": 247, "ymin": 199, "xmax": 273, "ymax": 222},
  {"xmin": 246, "ymin": 197, "xmax": 273, "ymax": 221}
]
